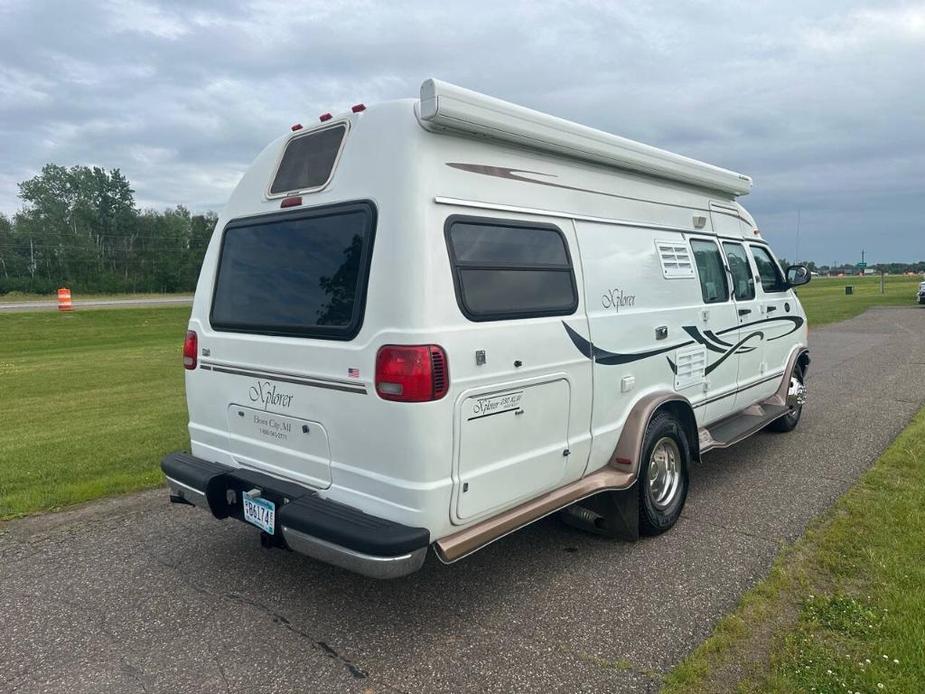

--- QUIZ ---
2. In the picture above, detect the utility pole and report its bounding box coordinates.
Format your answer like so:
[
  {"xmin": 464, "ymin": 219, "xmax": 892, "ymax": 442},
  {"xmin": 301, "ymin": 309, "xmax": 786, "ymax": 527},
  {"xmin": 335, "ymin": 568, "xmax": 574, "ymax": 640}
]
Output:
[{"xmin": 794, "ymin": 209, "xmax": 801, "ymax": 263}]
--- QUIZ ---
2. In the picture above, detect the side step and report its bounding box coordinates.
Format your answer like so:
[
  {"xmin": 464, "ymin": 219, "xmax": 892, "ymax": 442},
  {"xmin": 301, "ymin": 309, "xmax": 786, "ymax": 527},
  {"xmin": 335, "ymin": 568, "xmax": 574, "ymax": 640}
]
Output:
[{"xmin": 699, "ymin": 403, "xmax": 790, "ymax": 452}]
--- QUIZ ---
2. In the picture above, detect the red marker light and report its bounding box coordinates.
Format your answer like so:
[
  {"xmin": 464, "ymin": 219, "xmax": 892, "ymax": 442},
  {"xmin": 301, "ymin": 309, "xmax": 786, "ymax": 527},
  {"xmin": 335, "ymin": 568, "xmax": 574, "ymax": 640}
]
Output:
[
  {"xmin": 319, "ymin": 113, "xmax": 333, "ymax": 122},
  {"xmin": 351, "ymin": 103, "xmax": 366, "ymax": 113},
  {"xmin": 280, "ymin": 196, "xmax": 302, "ymax": 208},
  {"xmin": 291, "ymin": 123, "xmax": 303, "ymax": 131}
]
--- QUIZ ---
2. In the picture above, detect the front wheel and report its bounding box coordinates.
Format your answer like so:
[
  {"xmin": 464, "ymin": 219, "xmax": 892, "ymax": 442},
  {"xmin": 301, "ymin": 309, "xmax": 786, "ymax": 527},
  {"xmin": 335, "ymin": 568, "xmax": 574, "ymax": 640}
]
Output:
[
  {"xmin": 638, "ymin": 412, "xmax": 691, "ymax": 535},
  {"xmin": 767, "ymin": 365, "xmax": 805, "ymax": 433}
]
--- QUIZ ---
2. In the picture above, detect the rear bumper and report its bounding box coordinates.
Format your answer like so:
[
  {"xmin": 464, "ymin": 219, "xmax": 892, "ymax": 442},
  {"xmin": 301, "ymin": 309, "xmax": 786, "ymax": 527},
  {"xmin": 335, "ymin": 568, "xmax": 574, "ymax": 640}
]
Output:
[{"xmin": 161, "ymin": 452, "xmax": 429, "ymax": 579}]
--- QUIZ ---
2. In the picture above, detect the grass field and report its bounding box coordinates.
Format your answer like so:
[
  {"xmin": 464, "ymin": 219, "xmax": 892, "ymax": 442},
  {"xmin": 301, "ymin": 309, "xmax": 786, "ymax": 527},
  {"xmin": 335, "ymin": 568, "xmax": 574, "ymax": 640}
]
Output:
[
  {"xmin": 797, "ymin": 274, "xmax": 922, "ymax": 326},
  {"xmin": 0, "ymin": 307, "xmax": 189, "ymax": 518},
  {"xmin": 0, "ymin": 274, "xmax": 921, "ymax": 518},
  {"xmin": 663, "ymin": 406, "xmax": 925, "ymax": 693}
]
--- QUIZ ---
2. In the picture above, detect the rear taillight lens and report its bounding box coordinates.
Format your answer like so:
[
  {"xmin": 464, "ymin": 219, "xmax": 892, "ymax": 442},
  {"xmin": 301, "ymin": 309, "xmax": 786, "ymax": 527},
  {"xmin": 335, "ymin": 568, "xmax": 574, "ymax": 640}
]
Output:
[
  {"xmin": 375, "ymin": 345, "xmax": 449, "ymax": 402},
  {"xmin": 183, "ymin": 330, "xmax": 198, "ymax": 370}
]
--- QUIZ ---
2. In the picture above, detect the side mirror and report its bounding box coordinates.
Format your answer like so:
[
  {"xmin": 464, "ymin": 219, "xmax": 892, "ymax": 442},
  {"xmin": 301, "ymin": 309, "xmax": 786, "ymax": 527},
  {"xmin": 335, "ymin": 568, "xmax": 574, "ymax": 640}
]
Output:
[{"xmin": 786, "ymin": 265, "xmax": 811, "ymax": 287}]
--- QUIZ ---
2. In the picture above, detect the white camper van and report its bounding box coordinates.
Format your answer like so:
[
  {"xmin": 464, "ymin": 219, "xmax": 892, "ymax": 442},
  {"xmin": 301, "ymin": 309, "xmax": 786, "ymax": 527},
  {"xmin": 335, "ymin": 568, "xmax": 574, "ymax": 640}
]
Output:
[{"xmin": 162, "ymin": 79, "xmax": 811, "ymax": 578}]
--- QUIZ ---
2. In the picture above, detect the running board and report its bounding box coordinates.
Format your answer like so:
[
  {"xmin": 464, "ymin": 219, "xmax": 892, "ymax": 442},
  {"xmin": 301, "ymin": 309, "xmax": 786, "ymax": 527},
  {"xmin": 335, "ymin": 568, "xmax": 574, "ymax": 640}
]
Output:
[
  {"xmin": 435, "ymin": 466, "xmax": 635, "ymax": 563},
  {"xmin": 699, "ymin": 402, "xmax": 790, "ymax": 452}
]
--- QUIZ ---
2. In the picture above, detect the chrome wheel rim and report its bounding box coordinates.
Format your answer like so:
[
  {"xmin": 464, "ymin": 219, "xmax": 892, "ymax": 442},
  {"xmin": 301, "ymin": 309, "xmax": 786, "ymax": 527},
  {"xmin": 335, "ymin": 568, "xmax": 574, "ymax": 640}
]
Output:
[{"xmin": 647, "ymin": 437, "xmax": 681, "ymax": 511}]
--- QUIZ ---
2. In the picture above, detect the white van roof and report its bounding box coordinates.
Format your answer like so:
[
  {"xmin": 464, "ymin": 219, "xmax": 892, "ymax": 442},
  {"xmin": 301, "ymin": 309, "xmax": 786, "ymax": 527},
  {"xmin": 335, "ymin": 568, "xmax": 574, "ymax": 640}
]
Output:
[{"xmin": 418, "ymin": 79, "xmax": 753, "ymax": 197}]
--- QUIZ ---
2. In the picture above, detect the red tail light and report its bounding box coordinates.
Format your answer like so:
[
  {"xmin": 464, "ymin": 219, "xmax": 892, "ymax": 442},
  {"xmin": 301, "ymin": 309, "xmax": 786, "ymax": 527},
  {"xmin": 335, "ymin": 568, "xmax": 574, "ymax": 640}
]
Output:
[
  {"xmin": 375, "ymin": 345, "xmax": 449, "ymax": 402},
  {"xmin": 183, "ymin": 330, "xmax": 198, "ymax": 370}
]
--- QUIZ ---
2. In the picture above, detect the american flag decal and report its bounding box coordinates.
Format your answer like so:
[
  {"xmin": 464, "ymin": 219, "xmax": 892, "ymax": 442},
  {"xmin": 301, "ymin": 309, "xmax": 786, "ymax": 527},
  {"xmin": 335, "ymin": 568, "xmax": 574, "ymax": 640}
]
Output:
[{"xmin": 347, "ymin": 368, "xmax": 360, "ymax": 379}]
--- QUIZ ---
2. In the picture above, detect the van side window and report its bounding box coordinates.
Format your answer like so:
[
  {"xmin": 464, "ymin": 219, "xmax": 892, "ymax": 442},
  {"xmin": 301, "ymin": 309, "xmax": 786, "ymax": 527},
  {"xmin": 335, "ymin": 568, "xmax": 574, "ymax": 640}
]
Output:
[
  {"xmin": 445, "ymin": 217, "xmax": 578, "ymax": 321},
  {"xmin": 750, "ymin": 245, "xmax": 787, "ymax": 293},
  {"xmin": 722, "ymin": 242, "xmax": 755, "ymax": 301},
  {"xmin": 690, "ymin": 239, "xmax": 729, "ymax": 304}
]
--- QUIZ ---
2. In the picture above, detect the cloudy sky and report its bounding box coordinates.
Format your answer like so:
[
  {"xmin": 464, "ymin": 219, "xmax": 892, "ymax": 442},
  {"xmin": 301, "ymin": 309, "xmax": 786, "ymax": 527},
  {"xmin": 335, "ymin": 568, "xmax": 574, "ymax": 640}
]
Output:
[{"xmin": 1, "ymin": 0, "xmax": 923, "ymax": 264}]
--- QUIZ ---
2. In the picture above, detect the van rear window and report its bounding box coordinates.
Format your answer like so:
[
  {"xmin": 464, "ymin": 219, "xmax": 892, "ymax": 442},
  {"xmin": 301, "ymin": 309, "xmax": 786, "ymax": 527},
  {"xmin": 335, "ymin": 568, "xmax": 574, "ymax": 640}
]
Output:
[
  {"xmin": 269, "ymin": 124, "xmax": 346, "ymax": 195},
  {"xmin": 210, "ymin": 202, "xmax": 376, "ymax": 339}
]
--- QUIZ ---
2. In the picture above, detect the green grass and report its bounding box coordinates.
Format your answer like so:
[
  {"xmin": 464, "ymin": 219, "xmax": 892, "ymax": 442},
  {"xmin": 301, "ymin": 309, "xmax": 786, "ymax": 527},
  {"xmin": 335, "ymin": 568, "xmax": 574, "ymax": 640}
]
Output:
[
  {"xmin": 797, "ymin": 275, "xmax": 923, "ymax": 327},
  {"xmin": 663, "ymin": 407, "xmax": 925, "ymax": 693},
  {"xmin": 0, "ymin": 307, "xmax": 190, "ymax": 518}
]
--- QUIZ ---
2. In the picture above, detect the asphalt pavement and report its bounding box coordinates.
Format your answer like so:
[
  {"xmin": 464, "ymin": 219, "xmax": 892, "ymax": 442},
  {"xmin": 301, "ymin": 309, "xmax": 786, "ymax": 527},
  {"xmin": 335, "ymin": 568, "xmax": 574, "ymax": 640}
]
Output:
[
  {"xmin": 2, "ymin": 307, "xmax": 924, "ymax": 693},
  {"xmin": 0, "ymin": 296, "xmax": 193, "ymax": 312}
]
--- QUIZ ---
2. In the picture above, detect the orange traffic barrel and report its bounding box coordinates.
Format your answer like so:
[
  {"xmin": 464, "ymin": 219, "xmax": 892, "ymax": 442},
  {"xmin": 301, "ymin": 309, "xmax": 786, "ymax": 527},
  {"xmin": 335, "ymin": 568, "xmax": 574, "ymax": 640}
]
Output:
[{"xmin": 57, "ymin": 288, "xmax": 73, "ymax": 312}]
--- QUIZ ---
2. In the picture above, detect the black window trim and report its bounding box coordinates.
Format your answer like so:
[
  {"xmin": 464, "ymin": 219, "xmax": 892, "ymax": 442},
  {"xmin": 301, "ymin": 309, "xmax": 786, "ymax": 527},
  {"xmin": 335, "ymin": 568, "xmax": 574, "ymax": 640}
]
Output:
[
  {"xmin": 721, "ymin": 240, "xmax": 756, "ymax": 302},
  {"xmin": 209, "ymin": 199, "xmax": 377, "ymax": 341},
  {"xmin": 689, "ymin": 236, "xmax": 731, "ymax": 305},
  {"xmin": 265, "ymin": 121, "xmax": 350, "ymax": 199},
  {"xmin": 748, "ymin": 243, "xmax": 788, "ymax": 294},
  {"xmin": 444, "ymin": 214, "xmax": 579, "ymax": 322}
]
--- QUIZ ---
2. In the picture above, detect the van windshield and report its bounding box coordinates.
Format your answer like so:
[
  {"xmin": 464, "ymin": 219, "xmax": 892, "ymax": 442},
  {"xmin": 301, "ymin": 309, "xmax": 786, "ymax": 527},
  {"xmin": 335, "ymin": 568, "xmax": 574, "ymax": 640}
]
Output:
[{"xmin": 210, "ymin": 201, "xmax": 376, "ymax": 340}]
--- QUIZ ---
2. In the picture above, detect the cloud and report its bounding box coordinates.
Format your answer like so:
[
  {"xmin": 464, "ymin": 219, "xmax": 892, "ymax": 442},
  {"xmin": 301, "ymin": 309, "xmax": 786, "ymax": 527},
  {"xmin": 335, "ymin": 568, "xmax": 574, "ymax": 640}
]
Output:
[{"xmin": 0, "ymin": 0, "xmax": 923, "ymax": 263}]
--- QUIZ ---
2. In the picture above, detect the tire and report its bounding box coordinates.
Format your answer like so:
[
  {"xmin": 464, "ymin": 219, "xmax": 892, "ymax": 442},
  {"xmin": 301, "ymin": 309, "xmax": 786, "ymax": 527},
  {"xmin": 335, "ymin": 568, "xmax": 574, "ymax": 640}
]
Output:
[
  {"xmin": 637, "ymin": 411, "xmax": 690, "ymax": 536},
  {"xmin": 767, "ymin": 364, "xmax": 805, "ymax": 433}
]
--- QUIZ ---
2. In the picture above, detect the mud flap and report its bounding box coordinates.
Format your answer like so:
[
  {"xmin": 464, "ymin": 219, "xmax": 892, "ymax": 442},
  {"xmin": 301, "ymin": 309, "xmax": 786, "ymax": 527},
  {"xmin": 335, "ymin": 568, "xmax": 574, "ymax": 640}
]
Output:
[{"xmin": 559, "ymin": 485, "xmax": 640, "ymax": 542}]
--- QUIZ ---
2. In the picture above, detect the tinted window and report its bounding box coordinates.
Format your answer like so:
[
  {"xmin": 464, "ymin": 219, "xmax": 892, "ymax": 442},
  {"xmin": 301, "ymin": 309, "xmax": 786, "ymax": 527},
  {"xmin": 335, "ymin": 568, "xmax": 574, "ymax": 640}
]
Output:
[
  {"xmin": 269, "ymin": 124, "xmax": 346, "ymax": 195},
  {"xmin": 722, "ymin": 242, "xmax": 755, "ymax": 301},
  {"xmin": 691, "ymin": 239, "xmax": 729, "ymax": 304},
  {"xmin": 211, "ymin": 202, "xmax": 376, "ymax": 339},
  {"xmin": 750, "ymin": 245, "xmax": 787, "ymax": 292},
  {"xmin": 446, "ymin": 218, "xmax": 578, "ymax": 321}
]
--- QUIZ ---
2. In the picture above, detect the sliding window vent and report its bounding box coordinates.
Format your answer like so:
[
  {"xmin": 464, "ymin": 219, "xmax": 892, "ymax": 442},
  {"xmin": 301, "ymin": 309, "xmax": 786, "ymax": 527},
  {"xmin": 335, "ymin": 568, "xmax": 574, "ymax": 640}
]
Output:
[{"xmin": 656, "ymin": 241, "xmax": 695, "ymax": 279}]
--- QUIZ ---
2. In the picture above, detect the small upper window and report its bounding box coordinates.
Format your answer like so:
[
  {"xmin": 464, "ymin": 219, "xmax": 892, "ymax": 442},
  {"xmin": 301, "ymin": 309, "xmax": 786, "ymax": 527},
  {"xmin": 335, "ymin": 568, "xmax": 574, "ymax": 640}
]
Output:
[
  {"xmin": 269, "ymin": 124, "xmax": 347, "ymax": 195},
  {"xmin": 722, "ymin": 242, "xmax": 755, "ymax": 301},
  {"xmin": 445, "ymin": 218, "xmax": 578, "ymax": 321},
  {"xmin": 750, "ymin": 245, "xmax": 787, "ymax": 293},
  {"xmin": 690, "ymin": 239, "xmax": 729, "ymax": 304}
]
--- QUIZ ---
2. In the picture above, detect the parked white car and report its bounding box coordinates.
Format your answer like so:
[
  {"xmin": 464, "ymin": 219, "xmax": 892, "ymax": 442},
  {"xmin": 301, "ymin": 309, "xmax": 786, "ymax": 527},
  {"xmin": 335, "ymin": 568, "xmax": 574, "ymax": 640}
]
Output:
[
  {"xmin": 917, "ymin": 281, "xmax": 925, "ymax": 304},
  {"xmin": 162, "ymin": 79, "xmax": 811, "ymax": 578}
]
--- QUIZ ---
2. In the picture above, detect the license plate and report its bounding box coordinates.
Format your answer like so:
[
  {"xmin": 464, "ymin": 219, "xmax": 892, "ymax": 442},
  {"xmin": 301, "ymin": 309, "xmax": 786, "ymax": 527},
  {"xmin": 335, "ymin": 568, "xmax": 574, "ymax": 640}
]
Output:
[{"xmin": 242, "ymin": 492, "xmax": 275, "ymax": 534}]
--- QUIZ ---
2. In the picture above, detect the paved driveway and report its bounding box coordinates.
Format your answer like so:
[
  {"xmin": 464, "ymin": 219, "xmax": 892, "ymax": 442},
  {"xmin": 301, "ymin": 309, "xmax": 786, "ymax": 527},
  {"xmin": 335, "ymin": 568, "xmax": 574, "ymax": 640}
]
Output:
[{"xmin": 2, "ymin": 307, "xmax": 924, "ymax": 693}]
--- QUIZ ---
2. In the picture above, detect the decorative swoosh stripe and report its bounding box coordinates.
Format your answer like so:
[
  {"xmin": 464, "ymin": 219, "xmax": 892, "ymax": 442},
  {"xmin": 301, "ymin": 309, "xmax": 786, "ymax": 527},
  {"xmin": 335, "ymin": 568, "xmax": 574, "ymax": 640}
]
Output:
[
  {"xmin": 683, "ymin": 326, "xmax": 727, "ymax": 354},
  {"xmin": 562, "ymin": 322, "xmax": 694, "ymax": 366},
  {"xmin": 704, "ymin": 331, "xmax": 763, "ymax": 375},
  {"xmin": 563, "ymin": 313, "xmax": 803, "ymax": 376}
]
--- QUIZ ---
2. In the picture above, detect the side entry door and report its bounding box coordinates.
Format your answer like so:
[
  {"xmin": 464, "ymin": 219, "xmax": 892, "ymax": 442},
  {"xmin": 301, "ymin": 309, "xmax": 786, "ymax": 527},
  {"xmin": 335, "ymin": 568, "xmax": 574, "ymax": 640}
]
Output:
[
  {"xmin": 689, "ymin": 238, "xmax": 739, "ymax": 423},
  {"xmin": 720, "ymin": 241, "xmax": 773, "ymax": 408}
]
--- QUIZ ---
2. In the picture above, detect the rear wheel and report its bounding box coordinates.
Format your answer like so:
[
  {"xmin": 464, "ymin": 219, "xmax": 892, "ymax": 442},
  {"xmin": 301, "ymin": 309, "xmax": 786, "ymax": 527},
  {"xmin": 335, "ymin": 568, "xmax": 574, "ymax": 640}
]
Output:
[
  {"xmin": 638, "ymin": 412, "xmax": 690, "ymax": 535},
  {"xmin": 767, "ymin": 364, "xmax": 805, "ymax": 433}
]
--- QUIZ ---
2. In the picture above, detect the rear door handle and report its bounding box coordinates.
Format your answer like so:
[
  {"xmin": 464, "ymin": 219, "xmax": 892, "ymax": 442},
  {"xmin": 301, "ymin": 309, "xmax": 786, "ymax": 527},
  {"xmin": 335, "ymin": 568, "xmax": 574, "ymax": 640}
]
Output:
[
  {"xmin": 767, "ymin": 305, "xmax": 777, "ymax": 313},
  {"xmin": 738, "ymin": 308, "xmax": 752, "ymax": 316}
]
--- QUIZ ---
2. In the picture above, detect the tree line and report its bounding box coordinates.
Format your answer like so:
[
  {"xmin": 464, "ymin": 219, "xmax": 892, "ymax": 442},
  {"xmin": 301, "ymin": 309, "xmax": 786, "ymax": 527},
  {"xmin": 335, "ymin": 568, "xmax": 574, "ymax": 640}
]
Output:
[{"xmin": 0, "ymin": 165, "xmax": 217, "ymax": 294}]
